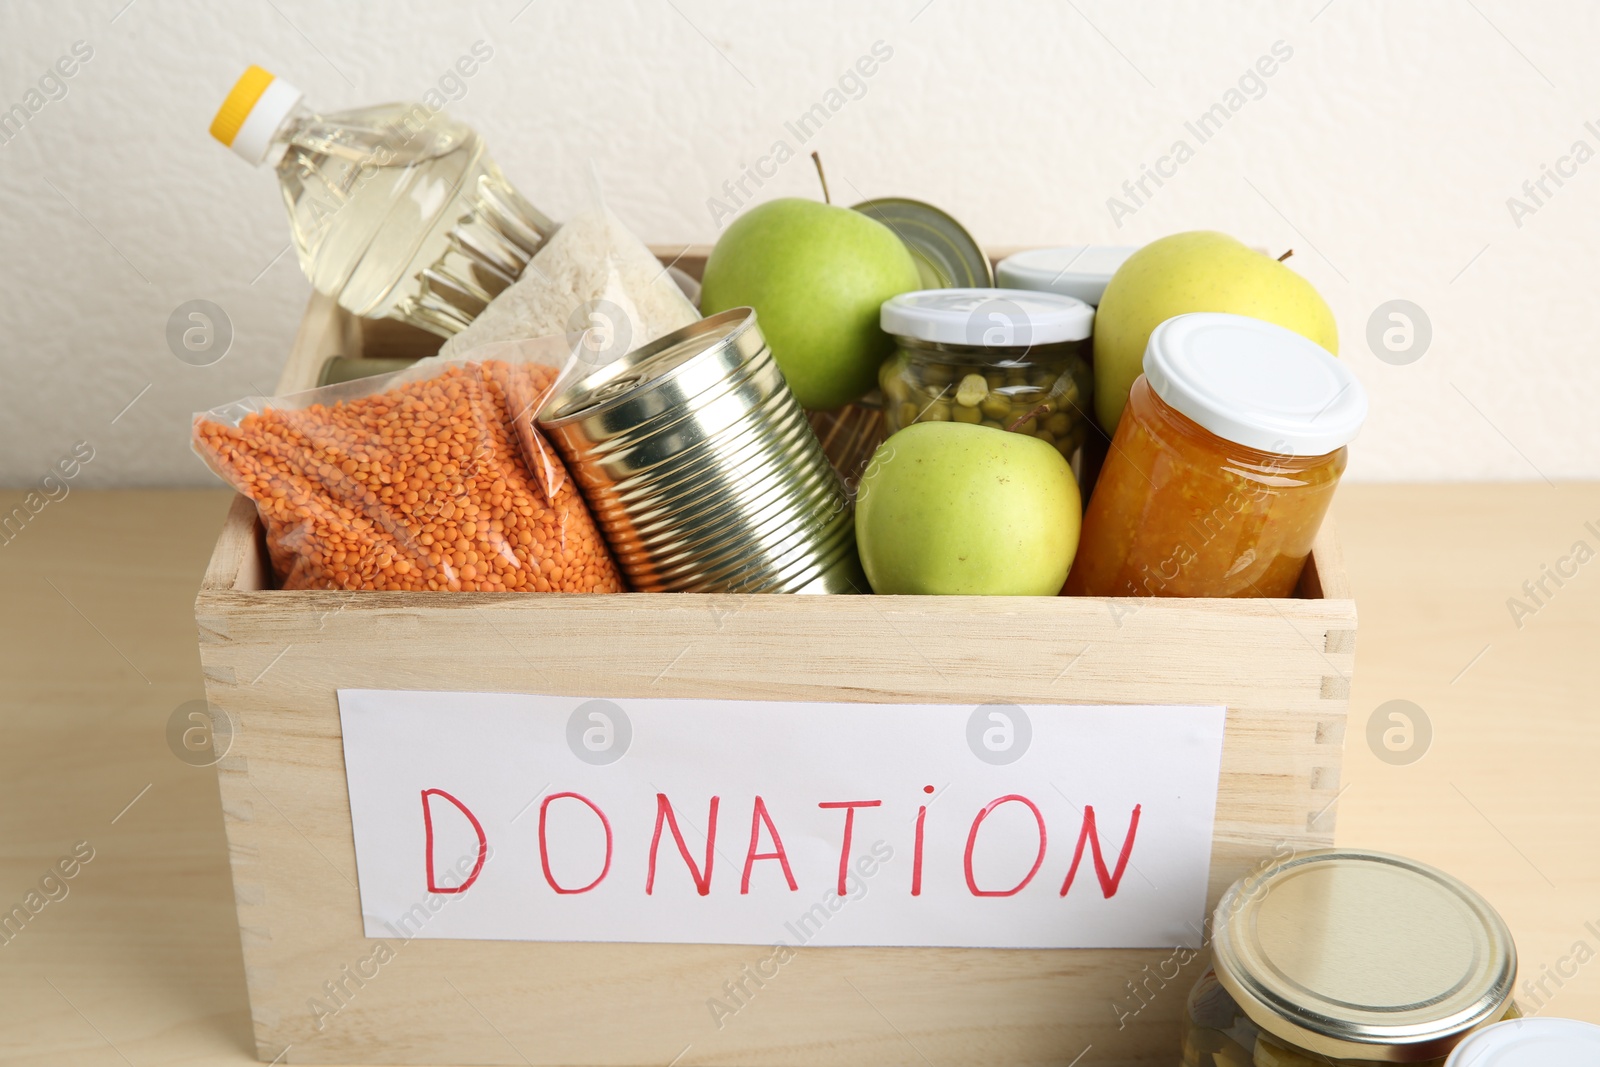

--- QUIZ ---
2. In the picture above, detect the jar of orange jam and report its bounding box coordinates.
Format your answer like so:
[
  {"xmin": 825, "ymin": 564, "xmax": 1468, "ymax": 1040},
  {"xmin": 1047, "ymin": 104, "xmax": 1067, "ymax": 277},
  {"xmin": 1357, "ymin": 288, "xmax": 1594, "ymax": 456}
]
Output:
[{"xmin": 1065, "ymin": 313, "xmax": 1366, "ymax": 598}]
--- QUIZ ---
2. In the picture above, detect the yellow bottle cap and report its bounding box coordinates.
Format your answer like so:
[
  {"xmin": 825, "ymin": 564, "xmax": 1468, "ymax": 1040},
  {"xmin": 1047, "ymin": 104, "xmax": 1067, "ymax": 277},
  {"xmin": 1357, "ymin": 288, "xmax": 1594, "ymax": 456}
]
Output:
[
  {"xmin": 209, "ymin": 65, "xmax": 277, "ymax": 147},
  {"xmin": 210, "ymin": 66, "xmax": 303, "ymax": 164}
]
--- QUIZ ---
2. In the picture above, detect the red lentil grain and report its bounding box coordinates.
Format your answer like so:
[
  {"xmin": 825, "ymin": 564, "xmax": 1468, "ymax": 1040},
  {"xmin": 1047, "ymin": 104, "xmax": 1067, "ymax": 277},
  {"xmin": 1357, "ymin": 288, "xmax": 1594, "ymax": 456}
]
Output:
[{"xmin": 193, "ymin": 361, "xmax": 624, "ymax": 593}]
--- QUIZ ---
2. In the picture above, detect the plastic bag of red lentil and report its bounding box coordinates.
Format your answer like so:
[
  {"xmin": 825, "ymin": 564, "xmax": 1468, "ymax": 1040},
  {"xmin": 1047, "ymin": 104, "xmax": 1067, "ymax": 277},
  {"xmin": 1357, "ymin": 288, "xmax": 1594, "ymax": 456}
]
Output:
[{"xmin": 191, "ymin": 337, "xmax": 625, "ymax": 593}]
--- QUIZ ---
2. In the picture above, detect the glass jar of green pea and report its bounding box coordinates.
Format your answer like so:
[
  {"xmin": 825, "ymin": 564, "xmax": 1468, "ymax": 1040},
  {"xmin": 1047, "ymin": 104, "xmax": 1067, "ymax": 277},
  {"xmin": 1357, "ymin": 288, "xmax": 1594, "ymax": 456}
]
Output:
[{"xmin": 877, "ymin": 288, "xmax": 1094, "ymax": 466}]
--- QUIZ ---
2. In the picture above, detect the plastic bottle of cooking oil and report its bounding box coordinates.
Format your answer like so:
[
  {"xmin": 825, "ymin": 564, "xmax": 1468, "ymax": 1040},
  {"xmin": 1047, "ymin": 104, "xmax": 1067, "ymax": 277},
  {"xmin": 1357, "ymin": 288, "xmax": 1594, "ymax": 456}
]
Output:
[{"xmin": 209, "ymin": 66, "xmax": 554, "ymax": 338}]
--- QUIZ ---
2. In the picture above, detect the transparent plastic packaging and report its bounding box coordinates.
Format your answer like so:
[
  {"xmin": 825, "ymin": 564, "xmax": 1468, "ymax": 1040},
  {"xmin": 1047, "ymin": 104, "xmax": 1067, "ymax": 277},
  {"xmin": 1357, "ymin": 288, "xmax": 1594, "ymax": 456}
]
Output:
[
  {"xmin": 192, "ymin": 339, "xmax": 623, "ymax": 593},
  {"xmin": 436, "ymin": 196, "xmax": 700, "ymax": 363}
]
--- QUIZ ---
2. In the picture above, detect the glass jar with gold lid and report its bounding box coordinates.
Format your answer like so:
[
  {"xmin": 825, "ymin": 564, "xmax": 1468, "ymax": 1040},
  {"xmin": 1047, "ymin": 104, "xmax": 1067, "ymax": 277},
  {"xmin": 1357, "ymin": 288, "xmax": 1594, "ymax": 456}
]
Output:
[
  {"xmin": 1184, "ymin": 848, "xmax": 1519, "ymax": 1066},
  {"xmin": 877, "ymin": 288, "xmax": 1094, "ymax": 466}
]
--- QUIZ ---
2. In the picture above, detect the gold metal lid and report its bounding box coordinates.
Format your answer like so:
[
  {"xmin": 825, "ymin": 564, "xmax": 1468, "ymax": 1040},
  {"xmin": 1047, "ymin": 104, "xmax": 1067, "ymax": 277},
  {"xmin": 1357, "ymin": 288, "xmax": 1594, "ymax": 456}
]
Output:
[
  {"xmin": 850, "ymin": 197, "xmax": 993, "ymax": 288},
  {"xmin": 1212, "ymin": 849, "xmax": 1517, "ymax": 1063}
]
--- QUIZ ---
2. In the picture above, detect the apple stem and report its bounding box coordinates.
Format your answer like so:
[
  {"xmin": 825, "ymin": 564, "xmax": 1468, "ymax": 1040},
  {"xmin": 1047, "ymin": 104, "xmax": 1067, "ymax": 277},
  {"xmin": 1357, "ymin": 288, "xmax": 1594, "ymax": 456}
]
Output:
[
  {"xmin": 1278, "ymin": 248, "xmax": 1295, "ymax": 262},
  {"xmin": 811, "ymin": 151, "xmax": 831, "ymax": 205},
  {"xmin": 1008, "ymin": 402, "xmax": 1052, "ymax": 434}
]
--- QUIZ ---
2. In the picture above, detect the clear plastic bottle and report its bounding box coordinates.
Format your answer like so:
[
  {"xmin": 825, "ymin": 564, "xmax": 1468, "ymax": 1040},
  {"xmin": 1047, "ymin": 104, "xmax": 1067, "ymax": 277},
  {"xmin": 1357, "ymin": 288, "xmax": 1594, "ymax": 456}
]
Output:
[{"xmin": 210, "ymin": 66, "xmax": 554, "ymax": 337}]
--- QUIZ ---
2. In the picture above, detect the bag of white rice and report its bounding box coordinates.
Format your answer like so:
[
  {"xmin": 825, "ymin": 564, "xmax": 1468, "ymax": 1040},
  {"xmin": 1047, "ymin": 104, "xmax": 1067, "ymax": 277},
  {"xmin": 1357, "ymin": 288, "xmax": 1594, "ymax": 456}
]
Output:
[{"xmin": 438, "ymin": 202, "xmax": 699, "ymax": 367}]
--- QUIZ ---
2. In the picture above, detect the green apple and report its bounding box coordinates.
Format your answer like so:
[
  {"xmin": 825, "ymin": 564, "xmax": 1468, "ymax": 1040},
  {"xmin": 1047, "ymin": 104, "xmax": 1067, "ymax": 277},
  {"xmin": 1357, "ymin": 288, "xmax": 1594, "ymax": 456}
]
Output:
[
  {"xmin": 856, "ymin": 422, "xmax": 1081, "ymax": 596},
  {"xmin": 1093, "ymin": 231, "xmax": 1339, "ymax": 432},
  {"xmin": 700, "ymin": 198, "xmax": 920, "ymax": 411}
]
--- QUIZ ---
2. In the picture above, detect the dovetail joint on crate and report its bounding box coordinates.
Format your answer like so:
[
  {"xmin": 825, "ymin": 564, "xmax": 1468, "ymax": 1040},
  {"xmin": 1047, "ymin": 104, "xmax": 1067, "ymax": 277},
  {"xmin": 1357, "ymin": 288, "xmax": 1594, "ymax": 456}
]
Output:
[{"xmin": 1324, "ymin": 628, "xmax": 1357, "ymax": 654}]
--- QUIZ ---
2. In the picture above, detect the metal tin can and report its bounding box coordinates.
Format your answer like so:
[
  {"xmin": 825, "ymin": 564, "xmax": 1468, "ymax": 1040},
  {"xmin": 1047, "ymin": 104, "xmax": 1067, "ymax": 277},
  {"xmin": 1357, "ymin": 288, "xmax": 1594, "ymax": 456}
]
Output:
[
  {"xmin": 850, "ymin": 197, "xmax": 993, "ymax": 288},
  {"xmin": 537, "ymin": 308, "xmax": 865, "ymax": 594}
]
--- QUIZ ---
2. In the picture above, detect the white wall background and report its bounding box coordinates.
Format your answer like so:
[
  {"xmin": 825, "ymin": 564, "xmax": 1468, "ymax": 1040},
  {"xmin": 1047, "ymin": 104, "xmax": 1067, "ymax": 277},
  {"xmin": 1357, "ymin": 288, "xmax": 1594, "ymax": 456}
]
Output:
[{"xmin": 1, "ymin": 0, "xmax": 1595, "ymax": 487}]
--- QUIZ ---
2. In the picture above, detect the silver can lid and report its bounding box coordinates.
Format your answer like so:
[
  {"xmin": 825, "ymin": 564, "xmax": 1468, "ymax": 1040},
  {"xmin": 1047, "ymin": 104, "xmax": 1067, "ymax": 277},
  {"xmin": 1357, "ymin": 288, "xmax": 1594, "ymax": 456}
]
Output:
[
  {"xmin": 851, "ymin": 197, "xmax": 993, "ymax": 288},
  {"xmin": 1212, "ymin": 848, "xmax": 1517, "ymax": 1063},
  {"xmin": 539, "ymin": 307, "xmax": 762, "ymax": 429}
]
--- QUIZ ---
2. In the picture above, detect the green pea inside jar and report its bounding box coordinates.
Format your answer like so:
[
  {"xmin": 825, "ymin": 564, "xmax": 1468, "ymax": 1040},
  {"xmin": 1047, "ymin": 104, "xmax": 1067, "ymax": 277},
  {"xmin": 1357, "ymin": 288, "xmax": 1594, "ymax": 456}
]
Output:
[{"xmin": 878, "ymin": 288, "xmax": 1094, "ymax": 468}]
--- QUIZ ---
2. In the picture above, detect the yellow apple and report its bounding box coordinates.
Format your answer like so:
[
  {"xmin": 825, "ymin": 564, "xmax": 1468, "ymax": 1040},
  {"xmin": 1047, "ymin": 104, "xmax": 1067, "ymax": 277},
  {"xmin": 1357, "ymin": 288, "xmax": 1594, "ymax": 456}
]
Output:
[{"xmin": 1092, "ymin": 231, "xmax": 1338, "ymax": 433}]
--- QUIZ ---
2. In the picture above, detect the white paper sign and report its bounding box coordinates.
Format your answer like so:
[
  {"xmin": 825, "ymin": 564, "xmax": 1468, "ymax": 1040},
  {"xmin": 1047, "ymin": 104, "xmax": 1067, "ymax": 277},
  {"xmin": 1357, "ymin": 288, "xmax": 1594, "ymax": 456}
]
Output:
[{"xmin": 337, "ymin": 690, "xmax": 1225, "ymax": 949}]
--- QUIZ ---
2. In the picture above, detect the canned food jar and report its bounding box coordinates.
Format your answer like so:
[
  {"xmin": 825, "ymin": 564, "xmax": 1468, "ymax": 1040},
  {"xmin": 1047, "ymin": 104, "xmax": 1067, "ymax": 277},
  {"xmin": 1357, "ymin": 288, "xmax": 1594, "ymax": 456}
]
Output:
[
  {"xmin": 1184, "ymin": 849, "xmax": 1519, "ymax": 1066},
  {"xmin": 878, "ymin": 288, "xmax": 1094, "ymax": 464},
  {"xmin": 1065, "ymin": 312, "xmax": 1365, "ymax": 598},
  {"xmin": 537, "ymin": 307, "xmax": 865, "ymax": 594}
]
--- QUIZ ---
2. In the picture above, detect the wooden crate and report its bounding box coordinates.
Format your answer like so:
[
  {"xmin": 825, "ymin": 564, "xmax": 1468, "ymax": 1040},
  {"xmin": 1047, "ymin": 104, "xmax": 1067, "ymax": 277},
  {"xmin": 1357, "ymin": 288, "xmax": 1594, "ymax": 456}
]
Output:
[{"xmin": 194, "ymin": 255, "xmax": 1356, "ymax": 1066}]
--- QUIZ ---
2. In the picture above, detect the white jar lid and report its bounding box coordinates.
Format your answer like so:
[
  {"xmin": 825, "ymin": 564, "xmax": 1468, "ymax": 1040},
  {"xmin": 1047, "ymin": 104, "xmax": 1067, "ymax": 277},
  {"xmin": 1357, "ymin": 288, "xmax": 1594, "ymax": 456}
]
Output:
[
  {"xmin": 1447, "ymin": 1018, "xmax": 1600, "ymax": 1065},
  {"xmin": 880, "ymin": 287, "xmax": 1094, "ymax": 347},
  {"xmin": 995, "ymin": 246, "xmax": 1139, "ymax": 305},
  {"xmin": 1143, "ymin": 312, "xmax": 1365, "ymax": 457}
]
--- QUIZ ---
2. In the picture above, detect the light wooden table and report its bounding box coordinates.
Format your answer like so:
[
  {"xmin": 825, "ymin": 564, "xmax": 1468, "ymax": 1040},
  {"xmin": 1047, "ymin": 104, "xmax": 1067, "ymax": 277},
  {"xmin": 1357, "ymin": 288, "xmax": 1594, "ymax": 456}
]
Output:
[{"xmin": 0, "ymin": 484, "xmax": 1595, "ymax": 1066}]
